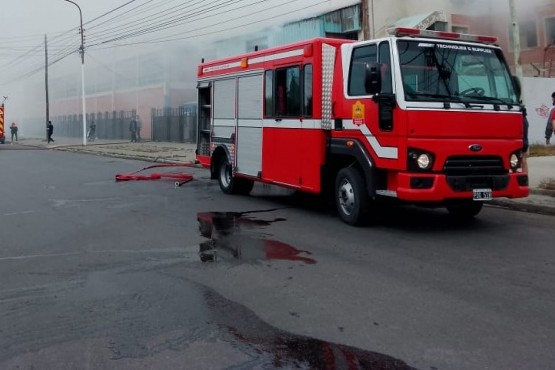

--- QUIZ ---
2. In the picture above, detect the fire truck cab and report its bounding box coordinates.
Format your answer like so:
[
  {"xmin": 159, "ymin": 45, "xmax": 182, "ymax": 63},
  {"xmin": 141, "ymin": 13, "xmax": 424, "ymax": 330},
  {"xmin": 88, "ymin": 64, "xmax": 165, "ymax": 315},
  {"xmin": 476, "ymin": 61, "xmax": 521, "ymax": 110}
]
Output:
[{"xmin": 196, "ymin": 28, "xmax": 529, "ymax": 225}]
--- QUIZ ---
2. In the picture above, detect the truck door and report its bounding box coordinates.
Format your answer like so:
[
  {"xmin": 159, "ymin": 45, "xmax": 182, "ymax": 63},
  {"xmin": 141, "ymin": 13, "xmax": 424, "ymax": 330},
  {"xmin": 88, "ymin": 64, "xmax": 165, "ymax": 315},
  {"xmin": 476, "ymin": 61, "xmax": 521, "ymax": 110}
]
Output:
[{"xmin": 262, "ymin": 66, "xmax": 303, "ymax": 186}]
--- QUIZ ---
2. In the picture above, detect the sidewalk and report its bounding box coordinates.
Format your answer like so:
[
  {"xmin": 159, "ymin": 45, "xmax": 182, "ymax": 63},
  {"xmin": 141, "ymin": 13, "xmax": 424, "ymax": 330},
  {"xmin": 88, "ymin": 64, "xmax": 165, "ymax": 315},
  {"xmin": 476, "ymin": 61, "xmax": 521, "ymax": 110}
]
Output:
[
  {"xmin": 17, "ymin": 137, "xmax": 197, "ymax": 164},
  {"xmin": 15, "ymin": 137, "xmax": 555, "ymax": 216}
]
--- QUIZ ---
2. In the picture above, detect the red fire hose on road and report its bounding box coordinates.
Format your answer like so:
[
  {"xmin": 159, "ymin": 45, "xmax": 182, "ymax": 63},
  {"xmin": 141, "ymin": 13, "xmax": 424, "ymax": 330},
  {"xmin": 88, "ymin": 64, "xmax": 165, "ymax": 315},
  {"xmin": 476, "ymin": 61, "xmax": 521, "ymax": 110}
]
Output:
[{"xmin": 115, "ymin": 162, "xmax": 195, "ymax": 186}]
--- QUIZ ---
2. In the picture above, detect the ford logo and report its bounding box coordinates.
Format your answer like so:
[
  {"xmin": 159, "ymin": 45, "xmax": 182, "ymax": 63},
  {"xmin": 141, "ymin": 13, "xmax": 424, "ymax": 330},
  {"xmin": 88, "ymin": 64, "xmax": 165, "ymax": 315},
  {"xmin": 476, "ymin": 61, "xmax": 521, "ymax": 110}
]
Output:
[{"xmin": 469, "ymin": 144, "xmax": 482, "ymax": 152}]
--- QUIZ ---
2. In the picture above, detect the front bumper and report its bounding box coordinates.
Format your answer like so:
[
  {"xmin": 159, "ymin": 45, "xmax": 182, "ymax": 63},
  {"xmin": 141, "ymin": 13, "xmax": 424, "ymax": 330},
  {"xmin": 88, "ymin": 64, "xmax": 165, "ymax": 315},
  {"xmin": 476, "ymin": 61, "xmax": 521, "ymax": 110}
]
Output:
[{"xmin": 395, "ymin": 172, "xmax": 529, "ymax": 202}]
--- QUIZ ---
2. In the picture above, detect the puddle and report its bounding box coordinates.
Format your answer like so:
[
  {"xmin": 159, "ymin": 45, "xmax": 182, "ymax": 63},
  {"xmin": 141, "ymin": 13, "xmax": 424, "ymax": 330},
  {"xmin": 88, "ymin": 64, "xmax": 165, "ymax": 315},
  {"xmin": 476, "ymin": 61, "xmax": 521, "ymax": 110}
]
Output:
[
  {"xmin": 202, "ymin": 289, "xmax": 417, "ymax": 369},
  {"xmin": 197, "ymin": 211, "xmax": 316, "ymax": 264},
  {"xmin": 1, "ymin": 267, "xmax": 416, "ymax": 369}
]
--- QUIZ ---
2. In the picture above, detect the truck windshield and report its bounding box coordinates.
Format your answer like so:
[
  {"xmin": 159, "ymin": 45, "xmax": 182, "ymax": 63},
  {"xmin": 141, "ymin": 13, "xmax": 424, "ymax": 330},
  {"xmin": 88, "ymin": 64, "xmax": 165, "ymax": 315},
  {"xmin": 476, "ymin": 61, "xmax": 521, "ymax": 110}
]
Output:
[{"xmin": 397, "ymin": 40, "xmax": 519, "ymax": 105}]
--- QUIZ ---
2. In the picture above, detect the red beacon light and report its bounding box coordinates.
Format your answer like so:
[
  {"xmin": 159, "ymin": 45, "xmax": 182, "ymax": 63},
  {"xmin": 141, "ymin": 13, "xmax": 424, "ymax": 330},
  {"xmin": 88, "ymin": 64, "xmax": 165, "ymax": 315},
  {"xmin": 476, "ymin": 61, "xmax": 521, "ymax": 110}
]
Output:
[{"xmin": 387, "ymin": 27, "xmax": 497, "ymax": 44}]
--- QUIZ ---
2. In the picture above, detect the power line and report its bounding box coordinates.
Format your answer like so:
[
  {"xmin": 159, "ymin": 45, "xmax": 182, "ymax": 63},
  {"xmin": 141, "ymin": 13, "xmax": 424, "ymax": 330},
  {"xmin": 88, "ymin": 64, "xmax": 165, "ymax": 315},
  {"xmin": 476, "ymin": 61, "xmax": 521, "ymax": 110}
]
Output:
[
  {"xmin": 91, "ymin": 0, "xmax": 327, "ymax": 48},
  {"xmin": 0, "ymin": 48, "xmax": 78, "ymax": 86},
  {"xmin": 85, "ymin": 0, "xmax": 236, "ymax": 44},
  {"xmin": 0, "ymin": 0, "xmax": 338, "ymax": 88}
]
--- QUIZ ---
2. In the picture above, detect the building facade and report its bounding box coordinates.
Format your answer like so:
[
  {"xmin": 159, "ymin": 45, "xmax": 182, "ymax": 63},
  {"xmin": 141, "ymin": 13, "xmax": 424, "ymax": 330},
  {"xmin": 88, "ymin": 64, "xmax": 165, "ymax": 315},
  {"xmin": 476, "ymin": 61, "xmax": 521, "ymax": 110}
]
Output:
[
  {"xmin": 370, "ymin": 0, "xmax": 555, "ymax": 77},
  {"xmin": 42, "ymin": 1, "xmax": 555, "ymax": 140}
]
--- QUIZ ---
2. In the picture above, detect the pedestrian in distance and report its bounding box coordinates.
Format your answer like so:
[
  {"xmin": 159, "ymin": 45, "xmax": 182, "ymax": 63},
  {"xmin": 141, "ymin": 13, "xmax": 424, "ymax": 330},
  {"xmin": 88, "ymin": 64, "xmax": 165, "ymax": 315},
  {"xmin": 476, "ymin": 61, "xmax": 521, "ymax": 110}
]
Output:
[
  {"xmin": 9, "ymin": 122, "xmax": 18, "ymax": 143},
  {"xmin": 546, "ymin": 91, "xmax": 555, "ymax": 145},
  {"xmin": 136, "ymin": 115, "xmax": 142, "ymax": 142},
  {"xmin": 47, "ymin": 120, "xmax": 55, "ymax": 143},
  {"xmin": 87, "ymin": 120, "xmax": 96, "ymax": 142},
  {"xmin": 129, "ymin": 118, "xmax": 137, "ymax": 143}
]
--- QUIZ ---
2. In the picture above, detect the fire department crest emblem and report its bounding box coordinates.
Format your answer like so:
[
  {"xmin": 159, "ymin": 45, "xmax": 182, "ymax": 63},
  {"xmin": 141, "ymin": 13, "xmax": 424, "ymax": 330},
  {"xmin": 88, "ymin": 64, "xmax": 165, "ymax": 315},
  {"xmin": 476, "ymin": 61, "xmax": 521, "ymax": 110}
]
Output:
[{"xmin": 352, "ymin": 101, "xmax": 365, "ymax": 126}]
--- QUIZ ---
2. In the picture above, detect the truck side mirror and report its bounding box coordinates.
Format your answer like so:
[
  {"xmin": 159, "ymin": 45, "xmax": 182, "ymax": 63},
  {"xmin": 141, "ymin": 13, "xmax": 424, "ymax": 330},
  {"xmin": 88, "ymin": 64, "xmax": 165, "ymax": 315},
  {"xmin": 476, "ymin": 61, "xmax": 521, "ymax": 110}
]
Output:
[{"xmin": 365, "ymin": 63, "xmax": 382, "ymax": 95}]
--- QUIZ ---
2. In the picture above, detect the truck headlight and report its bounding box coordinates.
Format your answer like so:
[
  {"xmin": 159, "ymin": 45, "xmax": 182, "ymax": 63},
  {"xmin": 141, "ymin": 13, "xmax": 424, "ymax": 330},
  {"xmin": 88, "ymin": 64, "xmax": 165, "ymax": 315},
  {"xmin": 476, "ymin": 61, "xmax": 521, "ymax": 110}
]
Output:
[
  {"xmin": 417, "ymin": 154, "xmax": 431, "ymax": 170},
  {"xmin": 408, "ymin": 149, "xmax": 434, "ymax": 171},
  {"xmin": 509, "ymin": 153, "xmax": 520, "ymax": 170}
]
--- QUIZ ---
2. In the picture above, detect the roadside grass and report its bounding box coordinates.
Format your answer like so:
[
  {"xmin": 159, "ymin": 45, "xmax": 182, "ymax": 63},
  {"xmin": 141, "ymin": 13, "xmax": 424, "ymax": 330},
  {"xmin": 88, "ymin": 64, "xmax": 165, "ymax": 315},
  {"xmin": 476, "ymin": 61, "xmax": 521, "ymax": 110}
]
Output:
[
  {"xmin": 528, "ymin": 144, "xmax": 555, "ymax": 157},
  {"xmin": 539, "ymin": 177, "xmax": 555, "ymax": 190},
  {"xmin": 527, "ymin": 145, "xmax": 555, "ymax": 192}
]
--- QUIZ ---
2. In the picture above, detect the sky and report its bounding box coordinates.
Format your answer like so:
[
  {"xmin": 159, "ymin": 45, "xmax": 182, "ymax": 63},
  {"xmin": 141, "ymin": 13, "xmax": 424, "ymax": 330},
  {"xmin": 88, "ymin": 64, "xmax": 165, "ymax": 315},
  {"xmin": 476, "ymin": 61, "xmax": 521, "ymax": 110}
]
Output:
[
  {"xmin": 0, "ymin": 0, "xmax": 359, "ymax": 126},
  {"xmin": 0, "ymin": 0, "xmax": 541, "ymax": 130},
  {"xmin": 1, "ymin": 0, "xmax": 360, "ymax": 48}
]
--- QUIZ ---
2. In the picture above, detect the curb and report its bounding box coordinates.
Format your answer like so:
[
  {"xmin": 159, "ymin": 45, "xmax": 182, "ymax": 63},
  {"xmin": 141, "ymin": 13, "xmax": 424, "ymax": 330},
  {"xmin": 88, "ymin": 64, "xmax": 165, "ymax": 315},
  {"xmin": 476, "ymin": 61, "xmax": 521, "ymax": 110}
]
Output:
[
  {"xmin": 531, "ymin": 188, "xmax": 555, "ymax": 197},
  {"xmin": 488, "ymin": 199, "xmax": 555, "ymax": 216}
]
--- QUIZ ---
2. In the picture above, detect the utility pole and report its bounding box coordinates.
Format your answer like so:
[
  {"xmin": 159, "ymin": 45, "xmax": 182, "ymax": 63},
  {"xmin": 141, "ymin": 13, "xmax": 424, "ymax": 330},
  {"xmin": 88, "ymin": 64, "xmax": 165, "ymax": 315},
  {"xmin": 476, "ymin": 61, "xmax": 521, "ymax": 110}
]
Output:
[
  {"xmin": 370, "ymin": 0, "xmax": 375, "ymax": 39},
  {"xmin": 361, "ymin": 0, "xmax": 370, "ymax": 40},
  {"xmin": 45, "ymin": 34, "xmax": 50, "ymax": 142},
  {"xmin": 63, "ymin": 0, "xmax": 87, "ymax": 146},
  {"xmin": 508, "ymin": 0, "xmax": 523, "ymax": 79}
]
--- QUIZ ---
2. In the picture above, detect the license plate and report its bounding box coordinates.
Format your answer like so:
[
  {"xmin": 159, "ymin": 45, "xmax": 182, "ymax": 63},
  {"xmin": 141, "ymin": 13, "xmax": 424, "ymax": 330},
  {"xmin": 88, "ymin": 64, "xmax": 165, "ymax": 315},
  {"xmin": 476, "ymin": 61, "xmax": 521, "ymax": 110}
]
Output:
[{"xmin": 473, "ymin": 188, "xmax": 492, "ymax": 201}]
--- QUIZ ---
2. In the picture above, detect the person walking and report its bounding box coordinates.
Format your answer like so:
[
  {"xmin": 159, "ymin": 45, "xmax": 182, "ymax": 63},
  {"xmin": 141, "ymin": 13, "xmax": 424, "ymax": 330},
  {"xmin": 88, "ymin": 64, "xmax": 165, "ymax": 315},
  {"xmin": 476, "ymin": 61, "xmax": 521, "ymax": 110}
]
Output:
[
  {"xmin": 9, "ymin": 122, "xmax": 18, "ymax": 143},
  {"xmin": 136, "ymin": 115, "xmax": 142, "ymax": 142},
  {"xmin": 129, "ymin": 118, "xmax": 137, "ymax": 143},
  {"xmin": 87, "ymin": 121, "xmax": 96, "ymax": 142},
  {"xmin": 47, "ymin": 120, "xmax": 55, "ymax": 143},
  {"xmin": 546, "ymin": 91, "xmax": 555, "ymax": 145}
]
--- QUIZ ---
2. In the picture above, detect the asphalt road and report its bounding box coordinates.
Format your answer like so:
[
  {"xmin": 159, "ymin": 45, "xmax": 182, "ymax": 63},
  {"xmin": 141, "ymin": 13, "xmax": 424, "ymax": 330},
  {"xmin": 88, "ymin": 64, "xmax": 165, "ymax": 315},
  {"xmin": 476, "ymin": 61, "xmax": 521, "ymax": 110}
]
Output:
[{"xmin": 1, "ymin": 146, "xmax": 554, "ymax": 370}]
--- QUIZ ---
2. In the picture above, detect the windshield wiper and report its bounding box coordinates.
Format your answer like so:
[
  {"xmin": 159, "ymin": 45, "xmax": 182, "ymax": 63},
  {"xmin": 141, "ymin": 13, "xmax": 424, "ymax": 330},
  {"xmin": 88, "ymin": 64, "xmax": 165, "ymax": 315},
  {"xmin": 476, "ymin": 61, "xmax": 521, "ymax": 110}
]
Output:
[
  {"xmin": 406, "ymin": 92, "xmax": 451, "ymax": 100},
  {"xmin": 463, "ymin": 96, "xmax": 515, "ymax": 110},
  {"xmin": 406, "ymin": 92, "xmax": 478, "ymax": 108}
]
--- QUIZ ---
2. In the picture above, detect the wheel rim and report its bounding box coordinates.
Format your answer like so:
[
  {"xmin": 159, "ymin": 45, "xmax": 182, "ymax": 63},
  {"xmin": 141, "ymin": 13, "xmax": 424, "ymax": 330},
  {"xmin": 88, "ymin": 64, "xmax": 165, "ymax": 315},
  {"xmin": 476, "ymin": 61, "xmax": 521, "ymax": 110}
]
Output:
[
  {"xmin": 338, "ymin": 178, "xmax": 355, "ymax": 216},
  {"xmin": 219, "ymin": 161, "xmax": 231, "ymax": 188}
]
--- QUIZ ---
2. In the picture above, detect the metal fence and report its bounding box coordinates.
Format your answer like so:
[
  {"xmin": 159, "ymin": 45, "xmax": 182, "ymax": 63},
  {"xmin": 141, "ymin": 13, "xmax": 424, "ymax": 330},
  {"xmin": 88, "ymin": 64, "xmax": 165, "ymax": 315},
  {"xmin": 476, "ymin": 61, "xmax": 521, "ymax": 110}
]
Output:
[
  {"xmin": 152, "ymin": 106, "xmax": 197, "ymax": 143},
  {"xmin": 53, "ymin": 110, "xmax": 135, "ymax": 140}
]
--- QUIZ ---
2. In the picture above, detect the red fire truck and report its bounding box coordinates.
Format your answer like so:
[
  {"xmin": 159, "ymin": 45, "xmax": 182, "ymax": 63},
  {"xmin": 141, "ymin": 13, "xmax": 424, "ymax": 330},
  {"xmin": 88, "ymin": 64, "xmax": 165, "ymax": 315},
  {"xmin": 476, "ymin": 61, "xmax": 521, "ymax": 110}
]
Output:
[{"xmin": 196, "ymin": 28, "xmax": 529, "ymax": 225}]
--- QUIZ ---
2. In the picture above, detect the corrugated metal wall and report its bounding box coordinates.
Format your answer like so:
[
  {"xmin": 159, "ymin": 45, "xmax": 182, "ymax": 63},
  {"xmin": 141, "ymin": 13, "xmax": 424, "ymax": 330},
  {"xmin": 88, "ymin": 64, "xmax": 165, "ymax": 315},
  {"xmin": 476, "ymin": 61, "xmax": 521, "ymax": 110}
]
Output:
[
  {"xmin": 53, "ymin": 111, "xmax": 134, "ymax": 140},
  {"xmin": 151, "ymin": 107, "xmax": 197, "ymax": 143}
]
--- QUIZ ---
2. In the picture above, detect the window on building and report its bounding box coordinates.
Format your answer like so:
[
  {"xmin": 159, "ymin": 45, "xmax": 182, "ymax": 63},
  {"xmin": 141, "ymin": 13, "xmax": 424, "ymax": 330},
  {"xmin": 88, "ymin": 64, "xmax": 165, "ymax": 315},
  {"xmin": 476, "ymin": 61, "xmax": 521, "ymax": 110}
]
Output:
[
  {"xmin": 451, "ymin": 25, "xmax": 469, "ymax": 34},
  {"xmin": 509, "ymin": 20, "xmax": 538, "ymax": 49},
  {"xmin": 546, "ymin": 17, "xmax": 555, "ymax": 45},
  {"xmin": 427, "ymin": 21, "xmax": 447, "ymax": 31}
]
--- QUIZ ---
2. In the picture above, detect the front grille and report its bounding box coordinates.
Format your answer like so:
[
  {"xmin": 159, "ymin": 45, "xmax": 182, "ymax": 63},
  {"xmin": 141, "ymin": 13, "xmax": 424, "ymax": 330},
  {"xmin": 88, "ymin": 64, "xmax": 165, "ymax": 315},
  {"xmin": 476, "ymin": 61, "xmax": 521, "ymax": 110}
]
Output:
[
  {"xmin": 444, "ymin": 156, "xmax": 508, "ymax": 192},
  {"xmin": 443, "ymin": 156, "xmax": 506, "ymax": 176}
]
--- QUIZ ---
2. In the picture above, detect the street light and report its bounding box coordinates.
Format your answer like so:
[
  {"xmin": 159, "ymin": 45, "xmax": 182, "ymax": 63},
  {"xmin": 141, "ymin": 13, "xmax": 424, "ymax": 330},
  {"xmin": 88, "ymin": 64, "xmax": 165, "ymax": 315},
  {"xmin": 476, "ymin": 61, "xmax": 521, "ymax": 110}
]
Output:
[{"xmin": 63, "ymin": 0, "xmax": 87, "ymax": 146}]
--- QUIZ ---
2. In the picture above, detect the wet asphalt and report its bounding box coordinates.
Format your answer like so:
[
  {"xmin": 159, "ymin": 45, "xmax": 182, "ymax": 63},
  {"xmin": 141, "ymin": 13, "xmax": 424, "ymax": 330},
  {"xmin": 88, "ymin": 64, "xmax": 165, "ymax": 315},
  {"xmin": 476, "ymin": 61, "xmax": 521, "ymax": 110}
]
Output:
[{"xmin": 1, "ymin": 145, "xmax": 555, "ymax": 370}]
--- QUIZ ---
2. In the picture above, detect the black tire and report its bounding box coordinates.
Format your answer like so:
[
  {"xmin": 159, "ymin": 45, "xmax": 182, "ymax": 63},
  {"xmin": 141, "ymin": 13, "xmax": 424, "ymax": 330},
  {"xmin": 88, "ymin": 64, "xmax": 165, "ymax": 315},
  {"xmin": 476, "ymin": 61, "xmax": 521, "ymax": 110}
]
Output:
[
  {"xmin": 216, "ymin": 155, "xmax": 254, "ymax": 195},
  {"xmin": 446, "ymin": 201, "xmax": 483, "ymax": 219},
  {"xmin": 217, "ymin": 155, "xmax": 235, "ymax": 194},
  {"xmin": 335, "ymin": 167, "xmax": 369, "ymax": 225},
  {"xmin": 235, "ymin": 178, "xmax": 254, "ymax": 195}
]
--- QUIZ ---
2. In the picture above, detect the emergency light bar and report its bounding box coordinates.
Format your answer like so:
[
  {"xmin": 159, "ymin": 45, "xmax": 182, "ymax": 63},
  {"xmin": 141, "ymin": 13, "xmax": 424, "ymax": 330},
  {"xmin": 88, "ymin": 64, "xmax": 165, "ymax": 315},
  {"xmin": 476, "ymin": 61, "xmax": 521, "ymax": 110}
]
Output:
[{"xmin": 387, "ymin": 27, "xmax": 498, "ymax": 44}]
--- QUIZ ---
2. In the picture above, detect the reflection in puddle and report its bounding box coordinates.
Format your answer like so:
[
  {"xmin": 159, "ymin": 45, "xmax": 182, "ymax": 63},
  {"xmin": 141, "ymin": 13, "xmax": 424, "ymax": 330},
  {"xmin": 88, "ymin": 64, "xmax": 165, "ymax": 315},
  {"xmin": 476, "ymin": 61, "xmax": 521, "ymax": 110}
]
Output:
[{"xmin": 197, "ymin": 211, "xmax": 316, "ymax": 264}]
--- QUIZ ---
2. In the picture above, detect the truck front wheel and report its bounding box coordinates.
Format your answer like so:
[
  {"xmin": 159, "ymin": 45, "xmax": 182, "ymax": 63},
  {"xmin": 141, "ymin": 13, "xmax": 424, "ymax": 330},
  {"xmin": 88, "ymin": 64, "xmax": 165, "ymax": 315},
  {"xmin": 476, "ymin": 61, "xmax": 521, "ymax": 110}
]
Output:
[{"xmin": 335, "ymin": 167, "xmax": 369, "ymax": 225}]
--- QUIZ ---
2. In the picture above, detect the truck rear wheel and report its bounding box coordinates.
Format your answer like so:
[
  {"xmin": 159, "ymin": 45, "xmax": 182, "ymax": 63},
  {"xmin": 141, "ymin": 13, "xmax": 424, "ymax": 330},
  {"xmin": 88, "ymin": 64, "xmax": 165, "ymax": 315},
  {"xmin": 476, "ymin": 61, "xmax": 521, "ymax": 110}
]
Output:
[
  {"xmin": 217, "ymin": 156, "xmax": 254, "ymax": 195},
  {"xmin": 335, "ymin": 167, "xmax": 368, "ymax": 225},
  {"xmin": 446, "ymin": 201, "xmax": 483, "ymax": 219}
]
